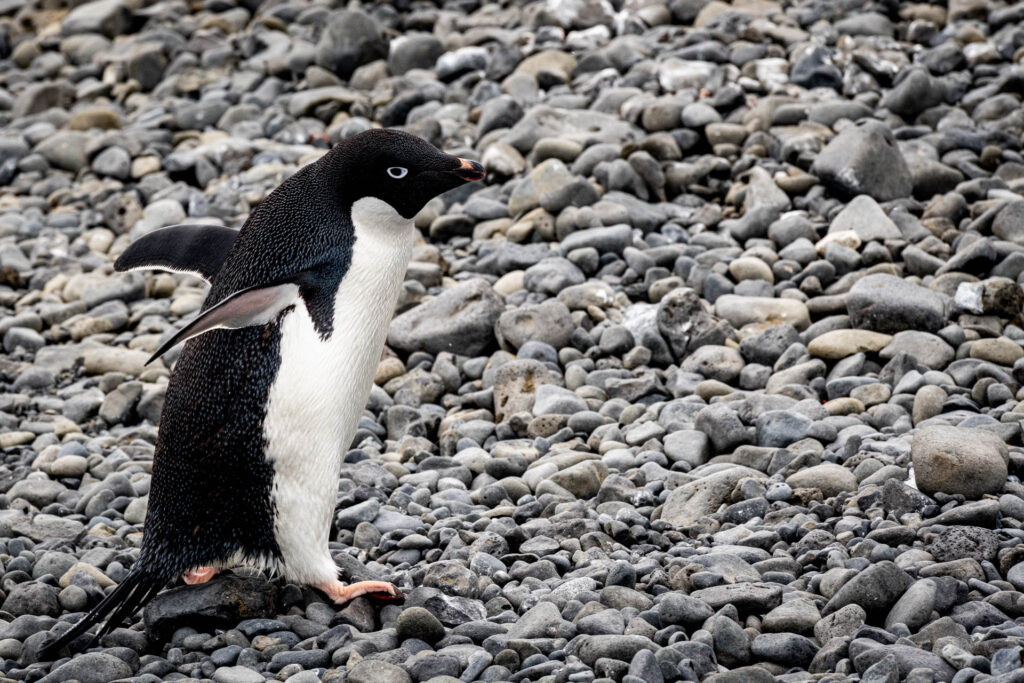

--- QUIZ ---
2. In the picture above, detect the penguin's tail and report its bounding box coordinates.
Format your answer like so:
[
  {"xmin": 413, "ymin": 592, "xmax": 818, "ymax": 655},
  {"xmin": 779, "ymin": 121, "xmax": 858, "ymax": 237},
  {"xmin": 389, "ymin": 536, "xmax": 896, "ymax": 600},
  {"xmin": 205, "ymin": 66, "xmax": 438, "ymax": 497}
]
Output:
[{"xmin": 38, "ymin": 567, "xmax": 166, "ymax": 660}]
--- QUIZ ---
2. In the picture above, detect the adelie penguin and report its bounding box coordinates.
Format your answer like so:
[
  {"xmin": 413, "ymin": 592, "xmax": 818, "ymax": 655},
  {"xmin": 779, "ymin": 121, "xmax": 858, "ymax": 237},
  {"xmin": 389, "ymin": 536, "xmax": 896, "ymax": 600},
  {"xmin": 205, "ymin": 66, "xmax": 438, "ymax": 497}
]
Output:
[{"xmin": 41, "ymin": 129, "xmax": 485, "ymax": 657}]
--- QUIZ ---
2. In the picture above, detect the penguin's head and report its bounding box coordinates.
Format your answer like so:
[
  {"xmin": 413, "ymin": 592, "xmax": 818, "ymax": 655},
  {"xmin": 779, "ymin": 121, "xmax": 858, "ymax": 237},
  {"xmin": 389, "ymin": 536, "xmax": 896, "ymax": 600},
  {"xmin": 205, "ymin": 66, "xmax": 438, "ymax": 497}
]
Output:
[{"xmin": 331, "ymin": 128, "xmax": 485, "ymax": 220}]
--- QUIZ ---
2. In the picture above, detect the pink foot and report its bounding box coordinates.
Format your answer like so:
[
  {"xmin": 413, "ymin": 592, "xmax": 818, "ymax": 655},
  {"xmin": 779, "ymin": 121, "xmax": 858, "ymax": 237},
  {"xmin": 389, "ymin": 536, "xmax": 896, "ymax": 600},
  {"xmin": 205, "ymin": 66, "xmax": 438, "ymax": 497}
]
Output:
[
  {"xmin": 316, "ymin": 579, "xmax": 404, "ymax": 605},
  {"xmin": 183, "ymin": 566, "xmax": 218, "ymax": 585}
]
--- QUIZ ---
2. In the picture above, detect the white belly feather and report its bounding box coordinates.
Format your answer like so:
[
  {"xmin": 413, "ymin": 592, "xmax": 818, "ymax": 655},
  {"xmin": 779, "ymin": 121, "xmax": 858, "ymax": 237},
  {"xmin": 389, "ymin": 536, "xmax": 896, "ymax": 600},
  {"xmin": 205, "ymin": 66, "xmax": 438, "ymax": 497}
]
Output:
[{"xmin": 262, "ymin": 197, "xmax": 414, "ymax": 584}]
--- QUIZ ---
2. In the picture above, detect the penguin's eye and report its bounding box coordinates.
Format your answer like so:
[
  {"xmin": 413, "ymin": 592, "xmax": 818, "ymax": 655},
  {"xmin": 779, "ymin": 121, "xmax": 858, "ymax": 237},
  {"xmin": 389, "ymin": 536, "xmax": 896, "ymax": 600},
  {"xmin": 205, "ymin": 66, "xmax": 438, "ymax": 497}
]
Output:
[{"xmin": 387, "ymin": 167, "xmax": 408, "ymax": 179}]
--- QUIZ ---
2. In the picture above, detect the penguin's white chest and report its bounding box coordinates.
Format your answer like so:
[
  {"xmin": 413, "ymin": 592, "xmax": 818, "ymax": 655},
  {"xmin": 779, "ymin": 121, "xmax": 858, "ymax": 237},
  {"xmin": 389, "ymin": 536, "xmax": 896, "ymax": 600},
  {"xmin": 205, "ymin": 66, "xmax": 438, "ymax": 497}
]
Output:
[{"xmin": 261, "ymin": 198, "xmax": 414, "ymax": 583}]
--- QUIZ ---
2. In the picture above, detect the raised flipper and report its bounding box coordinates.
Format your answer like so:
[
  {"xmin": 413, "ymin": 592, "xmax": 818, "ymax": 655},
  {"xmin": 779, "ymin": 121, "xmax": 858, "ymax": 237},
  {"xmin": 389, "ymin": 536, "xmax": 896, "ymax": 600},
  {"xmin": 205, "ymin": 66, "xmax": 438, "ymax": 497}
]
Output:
[
  {"xmin": 114, "ymin": 224, "xmax": 239, "ymax": 283},
  {"xmin": 147, "ymin": 282, "xmax": 300, "ymax": 364}
]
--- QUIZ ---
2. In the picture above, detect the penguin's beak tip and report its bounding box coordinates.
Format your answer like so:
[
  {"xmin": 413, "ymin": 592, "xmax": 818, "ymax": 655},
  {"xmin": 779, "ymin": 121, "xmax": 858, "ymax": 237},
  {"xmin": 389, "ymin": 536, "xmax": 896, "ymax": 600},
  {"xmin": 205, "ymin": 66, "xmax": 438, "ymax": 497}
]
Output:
[{"xmin": 453, "ymin": 158, "xmax": 485, "ymax": 182}]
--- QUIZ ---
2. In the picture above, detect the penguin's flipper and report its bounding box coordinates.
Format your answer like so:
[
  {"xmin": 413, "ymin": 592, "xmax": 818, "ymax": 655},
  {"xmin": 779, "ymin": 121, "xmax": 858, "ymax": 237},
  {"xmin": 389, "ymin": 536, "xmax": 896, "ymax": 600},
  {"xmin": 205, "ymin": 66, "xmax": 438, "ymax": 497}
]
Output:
[
  {"xmin": 147, "ymin": 282, "xmax": 300, "ymax": 364},
  {"xmin": 38, "ymin": 568, "xmax": 165, "ymax": 660},
  {"xmin": 114, "ymin": 224, "xmax": 239, "ymax": 283}
]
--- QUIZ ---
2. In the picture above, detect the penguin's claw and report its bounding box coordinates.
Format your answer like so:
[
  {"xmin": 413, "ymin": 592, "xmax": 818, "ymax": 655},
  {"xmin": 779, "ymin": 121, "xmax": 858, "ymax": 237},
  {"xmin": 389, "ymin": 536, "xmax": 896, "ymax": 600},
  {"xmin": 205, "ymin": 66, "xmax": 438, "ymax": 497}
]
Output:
[
  {"xmin": 183, "ymin": 567, "xmax": 218, "ymax": 585},
  {"xmin": 317, "ymin": 580, "xmax": 404, "ymax": 605}
]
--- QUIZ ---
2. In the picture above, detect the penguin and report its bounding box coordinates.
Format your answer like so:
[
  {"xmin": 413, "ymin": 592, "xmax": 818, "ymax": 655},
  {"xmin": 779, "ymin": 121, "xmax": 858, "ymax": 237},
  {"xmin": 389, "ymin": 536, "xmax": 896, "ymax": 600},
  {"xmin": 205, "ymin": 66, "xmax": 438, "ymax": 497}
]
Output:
[{"xmin": 42, "ymin": 129, "xmax": 485, "ymax": 656}]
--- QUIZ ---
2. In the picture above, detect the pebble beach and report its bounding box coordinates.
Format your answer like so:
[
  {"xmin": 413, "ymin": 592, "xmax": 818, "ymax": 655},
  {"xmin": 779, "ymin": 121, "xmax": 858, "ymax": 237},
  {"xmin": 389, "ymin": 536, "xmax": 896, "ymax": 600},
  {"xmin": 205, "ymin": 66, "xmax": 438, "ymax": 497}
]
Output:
[{"xmin": 2, "ymin": 0, "xmax": 1024, "ymax": 681}]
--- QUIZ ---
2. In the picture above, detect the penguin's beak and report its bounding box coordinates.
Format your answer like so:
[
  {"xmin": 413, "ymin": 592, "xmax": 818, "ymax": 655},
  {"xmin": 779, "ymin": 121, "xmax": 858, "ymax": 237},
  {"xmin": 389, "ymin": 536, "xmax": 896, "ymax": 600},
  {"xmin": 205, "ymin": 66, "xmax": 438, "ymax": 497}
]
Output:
[{"xmin": 452, "ymin": 158, "xmax": 485, "ymax": 182}]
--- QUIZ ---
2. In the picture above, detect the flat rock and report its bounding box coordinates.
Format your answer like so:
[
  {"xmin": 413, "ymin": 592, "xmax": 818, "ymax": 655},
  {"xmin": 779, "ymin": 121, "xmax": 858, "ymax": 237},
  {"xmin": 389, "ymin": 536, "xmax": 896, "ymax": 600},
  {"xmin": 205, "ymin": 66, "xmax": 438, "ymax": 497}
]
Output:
[
  {"xmin": 880, "ymin": 331, "xmax": 955, "ymax": 369},
  {"xmin": 808, "ymin": 329, "xmax": 892, "ymax": 359},
  {"xmin": 786, "ymin": 463, "xmax": 858, "ymax": 497},
  {"xmin": 506, "ymin": 106, "xmax": 642, "ymax": 153},
  {"xmin": 690, "ymin": 583, "xmax": 783, "ymax": 613},
  {"xmin": 570, "ymin": 634, "xmax": 658, "ymax": 666},
  {"xmin": 347, "ymin": 660, "xmax": 412, "ymax": 683},
  {"xmin": 715, "ymin": 295, "xmax": 810, "ymax": 331}
]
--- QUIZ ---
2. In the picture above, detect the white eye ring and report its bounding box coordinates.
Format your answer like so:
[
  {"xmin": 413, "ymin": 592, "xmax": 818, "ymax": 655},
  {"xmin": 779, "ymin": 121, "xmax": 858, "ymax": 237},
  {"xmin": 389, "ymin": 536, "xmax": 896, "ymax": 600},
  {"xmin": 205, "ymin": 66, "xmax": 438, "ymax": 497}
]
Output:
[{"xmin": 387, "ymin": 166, "xmax": 408, "ymax": 179}]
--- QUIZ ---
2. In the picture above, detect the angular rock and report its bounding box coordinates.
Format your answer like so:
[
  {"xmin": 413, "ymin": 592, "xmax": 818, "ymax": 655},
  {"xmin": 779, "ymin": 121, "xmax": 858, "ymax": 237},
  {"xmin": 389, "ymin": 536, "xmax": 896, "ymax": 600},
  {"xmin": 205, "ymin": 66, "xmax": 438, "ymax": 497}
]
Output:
[
  {"xmin": 811, "ymin": 120, "xmax": 912, "ymax": 201},
  {"xmin": 823, "ymin": 561, "xmax": 913, "ymax": 618}
]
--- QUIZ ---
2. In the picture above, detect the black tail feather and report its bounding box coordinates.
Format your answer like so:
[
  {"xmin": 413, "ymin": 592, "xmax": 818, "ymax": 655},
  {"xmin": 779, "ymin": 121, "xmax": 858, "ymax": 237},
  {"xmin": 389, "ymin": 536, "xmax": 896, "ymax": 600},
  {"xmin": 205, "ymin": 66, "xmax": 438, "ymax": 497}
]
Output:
[{"xmin": 39, "ymin": 569, "xmax": 165, "ymax": 660}]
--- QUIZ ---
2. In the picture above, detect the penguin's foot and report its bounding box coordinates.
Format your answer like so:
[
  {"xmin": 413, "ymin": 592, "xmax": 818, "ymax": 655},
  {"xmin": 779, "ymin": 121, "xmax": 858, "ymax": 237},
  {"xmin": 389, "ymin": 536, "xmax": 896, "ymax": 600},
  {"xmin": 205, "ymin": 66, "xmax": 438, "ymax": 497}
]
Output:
[
  {"xmin": 317, "ymin": 580, "xmax": 404, "ymax": 605},
  {"xmin": 183, "ymin": 566, "xmax": 218, "ymax": 585}
]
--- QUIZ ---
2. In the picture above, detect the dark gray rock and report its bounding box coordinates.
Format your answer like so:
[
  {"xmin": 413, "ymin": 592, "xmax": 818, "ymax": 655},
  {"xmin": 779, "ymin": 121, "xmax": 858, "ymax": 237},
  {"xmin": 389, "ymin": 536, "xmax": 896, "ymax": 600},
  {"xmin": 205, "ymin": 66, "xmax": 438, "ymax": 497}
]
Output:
[
  {"xmin": 811, "ymin": 121, "xmax": 913, "ymax": 201},
  {"xmin": 882, "ymin": 69, "xmax": 946, "ymax": 119},
  {"xmin": 396, "ymin": 606, "xmax": 445, "ymax": 645},
  {"xmin": 750, "ymin": 632, "xmax": 819, "ymax": 668},
  {"xmin": 852, "ymin": 642, "xmax": 956, "ymax": 681},
  {"xmin": 144, "ymin": 577, "xmax": 278, "ymax": 640},
  {"xmin": 847, "ymin": 274, "xmax": 947, "ymax": 333},
  {"xmin": 929, "ymin": 526, "xmax": 999, "ymax": 563},
  {"xmin": 823, "ymin": 561, "xmax": 913, "ymax": 619},
  {"xmin": 1, "ymin": 582, "xmax": 60, "ymax": 617},
  {"xmin": 315, "ymin": 10, "xmax": 387, "ymax": 79},
  {"xmin": 657, "ymin": 592, "xmax": 713, "ymax": 626},
  {"xmin": 387, "ymin": 33, "xmax": 443, "ymax": 76}
]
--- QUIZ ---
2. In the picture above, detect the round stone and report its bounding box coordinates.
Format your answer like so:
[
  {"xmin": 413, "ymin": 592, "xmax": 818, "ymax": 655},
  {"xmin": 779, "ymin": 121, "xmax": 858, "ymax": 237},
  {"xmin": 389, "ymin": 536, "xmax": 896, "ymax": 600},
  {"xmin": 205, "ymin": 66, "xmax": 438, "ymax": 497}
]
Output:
[{"xmin": 911, "ymin": 426, "xmax": 1009, "ymax": 499}]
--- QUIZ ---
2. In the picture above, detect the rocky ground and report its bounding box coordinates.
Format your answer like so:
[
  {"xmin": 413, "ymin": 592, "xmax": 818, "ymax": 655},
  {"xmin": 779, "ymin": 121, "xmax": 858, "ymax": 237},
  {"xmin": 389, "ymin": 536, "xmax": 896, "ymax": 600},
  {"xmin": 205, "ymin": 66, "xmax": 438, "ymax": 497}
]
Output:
[{"xmin": 2, "ymin": 0, "xmax": 1024, "ymax": 681}]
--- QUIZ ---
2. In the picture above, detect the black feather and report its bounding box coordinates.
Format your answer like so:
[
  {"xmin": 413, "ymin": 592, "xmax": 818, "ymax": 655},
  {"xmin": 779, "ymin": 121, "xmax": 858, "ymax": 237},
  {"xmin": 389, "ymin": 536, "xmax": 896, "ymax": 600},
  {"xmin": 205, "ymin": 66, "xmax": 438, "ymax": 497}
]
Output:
[
  {"xmin": 113, "ymin": 224, "xmax": 239, "ymax": 283},
  {"xmin": 38, "ymin": 568, "xmax": 165, "ymax": 660}
]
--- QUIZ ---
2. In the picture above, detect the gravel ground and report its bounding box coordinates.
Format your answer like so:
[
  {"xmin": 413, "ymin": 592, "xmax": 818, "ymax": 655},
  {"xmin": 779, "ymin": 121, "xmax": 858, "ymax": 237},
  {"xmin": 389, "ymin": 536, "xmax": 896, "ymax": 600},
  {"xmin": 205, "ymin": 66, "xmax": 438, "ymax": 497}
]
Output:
[{"xmin": 2, "ymin": 0, "xmax": 1024, "ymax": 681}]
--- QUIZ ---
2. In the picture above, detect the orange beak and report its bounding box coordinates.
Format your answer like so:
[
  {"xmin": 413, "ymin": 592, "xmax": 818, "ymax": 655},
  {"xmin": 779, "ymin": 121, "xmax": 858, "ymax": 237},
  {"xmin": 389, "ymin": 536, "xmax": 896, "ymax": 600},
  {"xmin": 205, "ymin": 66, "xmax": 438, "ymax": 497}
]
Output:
[{"xmin": 453, "ymin": 158, "xmax": 485, "ymax": 181}]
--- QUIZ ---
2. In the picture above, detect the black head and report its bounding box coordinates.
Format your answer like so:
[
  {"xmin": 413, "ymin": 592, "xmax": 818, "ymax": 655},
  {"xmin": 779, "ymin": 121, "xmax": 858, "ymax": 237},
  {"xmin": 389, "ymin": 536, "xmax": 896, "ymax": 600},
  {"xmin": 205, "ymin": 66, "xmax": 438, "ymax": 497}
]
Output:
[{"xmin": 326, "ymin": 128, "xmax": 484, "ymax": 219}]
